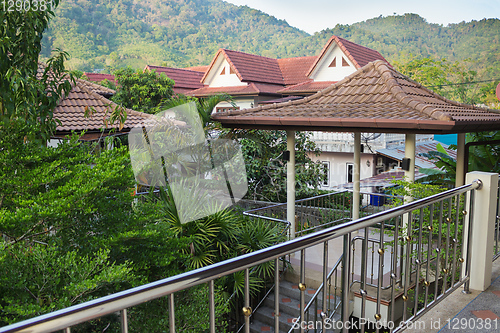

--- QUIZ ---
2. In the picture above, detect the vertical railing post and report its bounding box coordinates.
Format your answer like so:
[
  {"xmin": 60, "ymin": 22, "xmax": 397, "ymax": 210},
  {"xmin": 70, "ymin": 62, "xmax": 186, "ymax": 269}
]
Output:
[
  {"xmin": 120, "ymin": 309, "xmax": 128, "ymax": 333},
  {"xmin": 243, "ymin": 268, "xmax": 251, "ymax": 333},
  {"xmin": 341, "ymin": 233, "xmax": 351, "ymax": 333},
  {"xmin": 169, "ymin": 294, "xmax": 176, "ymax": 333},
  {"xmin": 464, "ymin": 172, "xmax": 498, "ymax": 291},
  {"xmin": 209, "ymin": 281, "xmax": 216, "ymax": 333}
]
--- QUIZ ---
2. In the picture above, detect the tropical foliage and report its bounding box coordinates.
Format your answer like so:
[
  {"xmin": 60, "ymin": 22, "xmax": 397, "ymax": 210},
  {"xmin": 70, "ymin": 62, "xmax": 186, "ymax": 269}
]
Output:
[
  {"xmin": 223, "ymin": 129, "xmax": 327, "ymax": 202},
  {"xmin": 112, "ymin": 67, "xmax": 175, "ymax": 114},
  {"xmin": 0, "ymin": 0, "xmax": 73, "ymax": 141}
]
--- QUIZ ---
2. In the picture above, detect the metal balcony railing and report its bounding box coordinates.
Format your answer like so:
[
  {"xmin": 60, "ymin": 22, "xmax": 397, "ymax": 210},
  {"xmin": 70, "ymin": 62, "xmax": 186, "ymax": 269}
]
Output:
[{"xmin": 0, "ymin": 180, "xmax": 481, "ymax": 333}]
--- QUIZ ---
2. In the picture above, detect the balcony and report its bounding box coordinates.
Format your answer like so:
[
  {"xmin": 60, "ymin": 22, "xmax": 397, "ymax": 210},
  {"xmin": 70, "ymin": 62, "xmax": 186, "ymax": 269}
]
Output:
[{"xmin": 0, "ymin": 172, "xmax": 498, "ymax": 333}]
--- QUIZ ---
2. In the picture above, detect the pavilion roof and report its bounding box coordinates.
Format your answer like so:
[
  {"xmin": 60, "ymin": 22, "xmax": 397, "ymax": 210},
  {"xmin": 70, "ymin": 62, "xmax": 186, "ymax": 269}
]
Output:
[{"xmin": 213, "ymin": 60, "xmax": 500, "ymax": 134}]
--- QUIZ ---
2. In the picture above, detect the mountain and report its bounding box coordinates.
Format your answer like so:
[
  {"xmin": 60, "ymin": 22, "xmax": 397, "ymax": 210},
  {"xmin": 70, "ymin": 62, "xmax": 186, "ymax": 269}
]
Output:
[
  {"xmin": 41, "ymin": 1, "xmax": 500, "ymax": 76},
  {"xmin": 41, "ymin": 0, "xmax": 311, "ymax": 71}
]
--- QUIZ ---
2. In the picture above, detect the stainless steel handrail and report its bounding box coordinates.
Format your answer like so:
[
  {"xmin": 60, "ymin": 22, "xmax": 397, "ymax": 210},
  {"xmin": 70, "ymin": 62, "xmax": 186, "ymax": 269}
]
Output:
[{"xmin": 0, "ymin": 181, "xmax": 481, "ymax": 333}]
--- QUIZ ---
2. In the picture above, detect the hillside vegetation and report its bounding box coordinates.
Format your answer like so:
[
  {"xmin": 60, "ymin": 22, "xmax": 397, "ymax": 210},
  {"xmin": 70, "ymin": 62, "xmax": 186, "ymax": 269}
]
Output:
[{"xmin": 42, "ymin": 0, "xmax": 500, "ymax": 79}]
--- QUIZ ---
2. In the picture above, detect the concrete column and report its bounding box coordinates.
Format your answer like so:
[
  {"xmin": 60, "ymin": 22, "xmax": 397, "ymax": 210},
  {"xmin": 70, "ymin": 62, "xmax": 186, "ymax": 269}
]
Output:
[
  {"xmin": 464, "ymin": 171, "xmax": 498, "ymax": 291},
  {"xmin": 456, "ymin": 133, "xmax": 466, "ymax": 187},
  {"xmin": 352, "ymin": 132, "xmax": 361, "ymax": 221},
  {"xmin": 287, "ymin": 130, "xmax": 296, "ymax": 239},
  {"xmin": 404, "ymin": 133, "xmax": 416, "ymax": 204}
]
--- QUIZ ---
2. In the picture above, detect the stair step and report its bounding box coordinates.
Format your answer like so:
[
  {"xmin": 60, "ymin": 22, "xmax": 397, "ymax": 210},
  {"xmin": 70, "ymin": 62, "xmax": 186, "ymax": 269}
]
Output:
[
  {"xmin": 252, "ymin": 305, "xmax": 299, "ymax": 332},
  {"xmin": 249, "ymin": 318, "xmax": 276, "ymax": 333}
]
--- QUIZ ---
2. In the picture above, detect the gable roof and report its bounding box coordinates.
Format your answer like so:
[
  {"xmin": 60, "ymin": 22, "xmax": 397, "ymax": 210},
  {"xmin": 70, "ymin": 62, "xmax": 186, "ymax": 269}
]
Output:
[
  {"xmin": 213, "ymin": 60, "xmax": 500, "ymax": 134},
  {"xmin": 201, "ymin": 49, "xmax": 284, "ymax": 86},
  {"xmin": 145, "ymin": 65, "xmax": 204, "ymax": 93},
  {"xmin": 84, "ymin": 73, "xmax": 116, "ymax": 83},
  {"xmin": 78, "ymin": 79, "xmax": 116, "ymax": 97},
  {"xmin": 54, "ymin": 79, "xmax": 150, "ymax": 133},
  {"xmin": 277, "ymin": 56, "xmax": 318, "ymax": 86},
  {"xmin": 306, "ymin": 35, "xmax": 390, "ymax": 77},
  {"xmin": 183, "ymin": 65, "xmax": 209, "ymax": 73}
]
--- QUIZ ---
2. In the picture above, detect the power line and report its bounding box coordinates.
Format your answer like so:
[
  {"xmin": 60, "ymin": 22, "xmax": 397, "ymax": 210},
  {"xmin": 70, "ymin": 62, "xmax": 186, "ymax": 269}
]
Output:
[{"xmin": 428, "ymin": 79, "xmax": 500, "ymax": 88}]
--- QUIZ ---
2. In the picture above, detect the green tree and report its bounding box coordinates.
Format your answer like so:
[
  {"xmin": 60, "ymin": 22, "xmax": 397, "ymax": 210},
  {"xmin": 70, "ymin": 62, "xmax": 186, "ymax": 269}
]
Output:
[
  {"xmin": 234, "ymin": 129, "xmax": 326, "ymax": 202},
  {"xmin": 112, "ymin": 67, "xmax": 175, "ymax": 114},
  {"xmin": 0, "ymin": 0, "xmax": 73, "ymax": 141}
]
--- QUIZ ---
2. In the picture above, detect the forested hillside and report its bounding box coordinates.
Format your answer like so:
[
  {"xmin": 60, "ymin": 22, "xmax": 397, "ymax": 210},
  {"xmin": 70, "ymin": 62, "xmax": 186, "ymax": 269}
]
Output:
[
  {"xmin": 41, "ymin": 0, "xmax": 500, "ymax": 77},
  {"xmin": 41, "ymin": 0, "xmax": 311, "ymax": 71}
]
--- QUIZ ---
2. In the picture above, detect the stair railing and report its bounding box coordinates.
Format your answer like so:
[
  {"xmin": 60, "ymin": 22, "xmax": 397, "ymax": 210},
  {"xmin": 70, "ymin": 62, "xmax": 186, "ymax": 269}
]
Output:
[
  {"xmin": 0, "ymin": 180, "xmax": 481, "ymax": 333},
  {"xmin": 287, "ymin": 255, "xmax": 344, "ymax": 333}
]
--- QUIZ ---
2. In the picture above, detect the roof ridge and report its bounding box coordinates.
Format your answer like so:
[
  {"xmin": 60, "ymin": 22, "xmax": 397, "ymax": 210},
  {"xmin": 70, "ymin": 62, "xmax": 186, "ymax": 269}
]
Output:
[
  {"xmin": 146, "ymin": 64, "xmax": 203, "ymax": 74},
  {"xmin": 372, "ymin": 61, "xmax": 453, "ymax": 121},
  {"xmin": 77, "ymin": 78, "xmax": 116, "ymax": 95},
  {"xmin": 333, "ymin": 35, "xmax": 362, "ymax": 69},
  {"xmin": 277, "ymin": 55, "xmax": 317, "ymax": 62},
  {"xmin": 222, "ymin": 48, "xmax": 279, "ymax": 61}
]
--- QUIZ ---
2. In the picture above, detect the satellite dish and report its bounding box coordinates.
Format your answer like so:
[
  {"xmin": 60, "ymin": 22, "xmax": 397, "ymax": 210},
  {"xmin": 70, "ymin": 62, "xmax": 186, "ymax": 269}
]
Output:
[{"xmin": 496, "ymin": 82, "xmax": 500, "ymax": 102}]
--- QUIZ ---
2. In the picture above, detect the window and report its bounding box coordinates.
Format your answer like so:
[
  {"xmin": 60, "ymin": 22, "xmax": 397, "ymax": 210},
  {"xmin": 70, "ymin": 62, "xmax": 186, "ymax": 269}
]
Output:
[
  {"xmin": 322, "ymin": 161, "xmax": 330, "ymax": 186},
  {"xmin": 215, "ymin": 106, "xmax": 240, "ymax": 113},
  {"xmin": 347, "ymin": 163, "xmax": 353, "ymax": 183},
  {"xmin": 230, "ymin": 66, "xmax": 236, "ymax": 74},
  {"xmin": 220, "ymin": 67, "xmax": 226, "ymax": 75},
  {"xmin": 342, "ymin": 57, "xmax": 349, "ymax": 67},
  {"xmin": 328, "ymin": 57, "xmax": 336, "ymax": 67}
]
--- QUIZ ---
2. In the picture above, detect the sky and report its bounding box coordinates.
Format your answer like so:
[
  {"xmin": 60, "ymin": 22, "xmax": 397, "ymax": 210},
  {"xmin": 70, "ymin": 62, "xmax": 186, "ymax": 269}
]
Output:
[{"xmin": 225, "ymin": 0, "xmax": 500, "ymax": 34}]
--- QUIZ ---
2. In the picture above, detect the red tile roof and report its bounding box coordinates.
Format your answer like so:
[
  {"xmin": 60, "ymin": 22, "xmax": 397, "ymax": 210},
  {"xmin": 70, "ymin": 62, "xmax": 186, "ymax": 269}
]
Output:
[
  {"xmin": 201, "ymin": 49, "xmax": 284, "ymax": 86},
  {"xmin": 83, "ymin": 73, "xmax": 116, "ymax": 83},
  {"xmin": 78, "ymin": 79, "xmax": 116, "ymax": 96},
  {"xmin": 213, "ymin": 60, "xmax": 500, "ymax": 134},
  {"xmin": 277, "ymin": 56, "xmax": 317, "ymax": 85},
  {"xmin": 183, "ymin": 65, "xmax": 209, "ymax": 73},
  {"xmin": 307, "ymin": 35, "xmax": 390, "ymax": 77},
  {"xmin": 188, "ymin": 82, "xmax": 283, "ymax": 97},
  {"xmin": 278, "ymin": 80, "xmax": 337, "ymax": 95},
  {"xmin": 145, "ymin": 65, "xmax": 204, "ymax": 92},
  {"xmin": 54, "ymin": 79, "xmax": 150, "ymax": 133}
]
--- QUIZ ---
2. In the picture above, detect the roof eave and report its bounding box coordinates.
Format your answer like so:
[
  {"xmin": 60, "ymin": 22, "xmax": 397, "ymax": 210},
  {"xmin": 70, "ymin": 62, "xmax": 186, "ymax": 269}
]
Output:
[{"xmin": 213, "ymin": 116, "xmax": 458, "ymax": 133}]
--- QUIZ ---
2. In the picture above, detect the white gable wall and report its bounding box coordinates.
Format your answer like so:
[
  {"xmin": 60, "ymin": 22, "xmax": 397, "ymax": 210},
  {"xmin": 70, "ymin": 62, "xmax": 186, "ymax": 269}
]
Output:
[
  {"xmin": 310, "ymin": 45, "xmax": 357, "ymax": 82},
  {"xmin": 204, "ymin": 55, "xmax": 247, "ymax": 88}
]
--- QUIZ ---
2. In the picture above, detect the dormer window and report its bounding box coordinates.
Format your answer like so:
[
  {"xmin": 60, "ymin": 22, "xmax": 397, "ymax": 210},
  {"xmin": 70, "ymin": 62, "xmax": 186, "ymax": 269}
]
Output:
[
  {"xmin": 342, "ymin": 57, "xmax": 349, "ymax": 67},
  {"xmin": 220, "ymin": 67, "xmax": 226, "ymax": 75},
  {"xmin": 328, "ymin": 57, "xmax": 336, "ymax": 68},
  {"xmin": 230, "ymin": 66, "xmax": 236, "ymax": 74}
]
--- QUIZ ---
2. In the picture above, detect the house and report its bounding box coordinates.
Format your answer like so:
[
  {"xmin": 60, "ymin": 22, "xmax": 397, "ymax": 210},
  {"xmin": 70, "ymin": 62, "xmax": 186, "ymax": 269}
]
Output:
[
  {"xmin": 143, "ymin": 65, "xmax": 205, "ymax": 95},
  {"xmin": 48, "ymin": 78, "xmax": 150, "ymax": 145},
  {"xmin": 90, "ymin": 36, "xmax": 437, "ymax": 188}
]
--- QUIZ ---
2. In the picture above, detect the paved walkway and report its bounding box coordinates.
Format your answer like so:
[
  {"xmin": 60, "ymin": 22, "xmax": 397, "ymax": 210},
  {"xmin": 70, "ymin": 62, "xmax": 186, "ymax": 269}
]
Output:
[{"xmin": 404, "ymin": 258, "xmax": 500, "ymax": 332}]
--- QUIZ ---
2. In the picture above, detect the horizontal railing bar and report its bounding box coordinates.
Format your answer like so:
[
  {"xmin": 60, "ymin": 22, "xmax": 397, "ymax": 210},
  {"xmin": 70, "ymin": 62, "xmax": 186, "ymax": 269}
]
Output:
[
  {"xmin": 242, "ymin": 211, "xmax": 290, "ymax": 225},
  {"xmin": 347, "ymin": 190, "xmax": 403, "ymax": 199},
  {"xmin": 243, "ymin": 189, "xmax": 350, "ymax": 215},
  {"xmin": 295, "ymin": 217, "xmax": 350, "ymax": 235},
  {"xmin": 0, "ymin": 181, "xmax": 480, "ymax": 333}
]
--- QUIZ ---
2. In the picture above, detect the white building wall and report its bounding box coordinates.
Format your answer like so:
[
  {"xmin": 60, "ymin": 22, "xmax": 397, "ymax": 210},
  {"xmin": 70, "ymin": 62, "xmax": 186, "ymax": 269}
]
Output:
[
  {"xmin": 205, "ymin": 56, "xmax": 247, "ymax": 88},
  {"xmin": 213, "ymin": 98, "xmax": 256, "ymax": 113},
  {"xmin": 309, "ymin": 45, "xmax": 357, "ymax": 82},
  {"xmin": 310, "ymin": 151, "xmax": 375, "ymax": 189}
]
